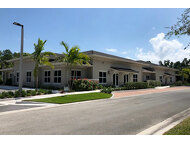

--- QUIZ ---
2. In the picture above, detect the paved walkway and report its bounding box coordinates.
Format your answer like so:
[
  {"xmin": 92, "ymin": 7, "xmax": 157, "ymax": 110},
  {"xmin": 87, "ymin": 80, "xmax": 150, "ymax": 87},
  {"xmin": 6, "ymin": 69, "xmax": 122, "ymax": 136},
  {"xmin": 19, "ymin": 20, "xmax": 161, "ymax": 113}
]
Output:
[{"xmin": 113, "ymin": 86, "xmax": 190, "ymax": 98}]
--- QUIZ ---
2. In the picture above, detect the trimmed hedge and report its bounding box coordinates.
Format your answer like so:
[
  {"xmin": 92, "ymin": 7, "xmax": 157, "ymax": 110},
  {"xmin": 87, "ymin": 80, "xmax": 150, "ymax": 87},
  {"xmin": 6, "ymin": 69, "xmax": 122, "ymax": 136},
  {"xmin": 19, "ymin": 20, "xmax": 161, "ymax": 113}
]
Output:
[
  {"xmin": 125, "ymin": 82, "xmax": 148, "ymax": 90},
  {"xmin": 0, "ymin": 89, "xmax": 52, "ymax": 99},
  {"xmin": 72, "ymin": 79, "xmax": 103, "ymax": 91},
  {"xmin": 171, "ymin": 81, "xmax": 190, "ymax": 86},
  {"xmin": 101, "ymin": 81, "xmax": 161, "ymax": 94},
  {"xmin": 147, "ymin": 80, "xmax": 161, "ymax": 87}
]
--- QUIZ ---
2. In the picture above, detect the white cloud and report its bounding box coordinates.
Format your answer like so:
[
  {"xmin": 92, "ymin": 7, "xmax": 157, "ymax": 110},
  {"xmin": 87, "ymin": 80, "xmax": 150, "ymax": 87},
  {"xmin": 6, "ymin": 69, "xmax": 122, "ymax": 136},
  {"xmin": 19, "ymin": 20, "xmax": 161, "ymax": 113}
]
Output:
[
  {"xmin": 106, "ymin": 48, "xmax": 117, "ymax": 53},
  {"xmin": 136, "ymin": 33, "xmax": 190, "ymax": 64},
  {"xmin": 121, "ymin": 51, "xmax": 127, "ymax": 54}
]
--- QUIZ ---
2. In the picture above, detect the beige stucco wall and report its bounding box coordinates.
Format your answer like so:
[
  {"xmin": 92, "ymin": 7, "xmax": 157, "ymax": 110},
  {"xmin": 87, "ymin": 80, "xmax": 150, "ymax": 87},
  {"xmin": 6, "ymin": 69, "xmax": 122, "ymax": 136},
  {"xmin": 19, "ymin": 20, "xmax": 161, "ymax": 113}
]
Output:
[
  {"xmin": 92, "ymin": 57, "xmax": 143, "ymax": 86},
  {"xmin": 39, "ymin": 65, "xmax": 92, "ymax": 88},
  {"xmin": 155, "ymin": 67, "xmax": 176, "ymax": 85},
  {"xmin": 10, "ymin": 56, "xmax": 177, "ymax": 88},
  {"xmin": 12, "ymin": 59, "xmax": 35, "ymax": 87}
]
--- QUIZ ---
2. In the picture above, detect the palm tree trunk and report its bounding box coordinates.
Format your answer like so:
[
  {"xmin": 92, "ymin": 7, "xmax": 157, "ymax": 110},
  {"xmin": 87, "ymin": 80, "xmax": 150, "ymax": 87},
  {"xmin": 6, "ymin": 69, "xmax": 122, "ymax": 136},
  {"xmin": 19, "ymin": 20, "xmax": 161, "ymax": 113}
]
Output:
[
  {"xmin": 68, "ymin": 67, "xmax": 71, "ymax": 88},
  {"xmin": 36, "ymin": 75, "xmax": 38, "ymax": 91},
  {"xmin": 34, "ymin": 64, "xmax": 39, "ymax": 91}
]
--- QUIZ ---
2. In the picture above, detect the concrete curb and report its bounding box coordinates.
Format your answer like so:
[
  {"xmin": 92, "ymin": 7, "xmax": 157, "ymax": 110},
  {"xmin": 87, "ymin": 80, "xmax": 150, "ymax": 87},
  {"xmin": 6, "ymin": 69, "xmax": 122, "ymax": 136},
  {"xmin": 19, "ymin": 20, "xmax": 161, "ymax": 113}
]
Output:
[
  {"xmin": 155, "ymin": 86, "xmax": 170, "ymax": 89},
  {"xmin": 137, "ymin": 107, "xmax": 190, "ymax": 135}
]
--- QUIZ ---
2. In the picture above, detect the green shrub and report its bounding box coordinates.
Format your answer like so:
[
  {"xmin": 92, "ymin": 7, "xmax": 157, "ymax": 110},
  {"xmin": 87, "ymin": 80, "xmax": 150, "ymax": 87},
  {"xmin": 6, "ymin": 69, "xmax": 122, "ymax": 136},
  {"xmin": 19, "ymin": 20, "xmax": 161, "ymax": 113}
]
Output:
[
  {"xmin": 125, "ymin": 82, "xmax": 148, "ymax": 90},
  {"xmin": 47, "ymin": 90, "xmax": 52, "ymax": 94},
  {"xmin": 0, "ymin": 91, "xmax": 14, "ymax": 98},
  {"xmin": 31, "ymin": 90, "xmax": 37, "ymax": 96},
  {"xmin": 147, "ymin": 80, "xmax": 161, "ymax": 87},
  {"xmin": 0, "ymin": 93, "xmax": 2, "ymax": 99},
  {"xmin": 7, "ymin": 91, "xmax": 14, "ymax": 97},
  {"xmin": 37, "ymin": 89, "xmax": 52, "ymax": 95},
  {"xmin": 72, "ymin": 79, "xmax": 100, "ymax": 91},
  {"xmin": 101, "ymin": 86, "xmax": 114, "ymax": 94},
  {"xmin": 21, "ymin": 90, "xmax": 27, "ymax": 97},
  {"xmin": 14, "ymin": 90, "xmax": 20, "ymax": 98},
  {"xmin": 173, "ymin": 81, "xmax": 183, "ymax": 86},
  {"xmin": 2, "ymin": 92, "xmax": 10, "ymax": 98}
]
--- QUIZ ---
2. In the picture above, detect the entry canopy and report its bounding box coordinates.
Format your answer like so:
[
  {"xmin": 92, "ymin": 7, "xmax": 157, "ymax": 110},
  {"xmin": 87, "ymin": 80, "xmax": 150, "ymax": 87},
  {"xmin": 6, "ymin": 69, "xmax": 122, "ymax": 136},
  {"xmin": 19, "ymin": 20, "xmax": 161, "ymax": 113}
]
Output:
[
  {"xmin": 142, "ymin": 67, "xmax": 155, "ymax": 73},
  {"xmin": 110, "ymin": 66, "xmax": 139, "ymax": 73}
]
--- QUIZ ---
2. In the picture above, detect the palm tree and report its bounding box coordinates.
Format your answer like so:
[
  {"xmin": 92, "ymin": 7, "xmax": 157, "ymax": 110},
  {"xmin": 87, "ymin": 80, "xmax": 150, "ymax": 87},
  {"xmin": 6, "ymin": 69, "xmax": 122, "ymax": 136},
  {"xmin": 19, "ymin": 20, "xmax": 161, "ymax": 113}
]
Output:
[
  {"xmin": 60, "ymin": 41, "xmax": 90, "ymax": 88},
  {"xmin": 32, "ymin": 38, "xmax": 55, "ymax": 90}
]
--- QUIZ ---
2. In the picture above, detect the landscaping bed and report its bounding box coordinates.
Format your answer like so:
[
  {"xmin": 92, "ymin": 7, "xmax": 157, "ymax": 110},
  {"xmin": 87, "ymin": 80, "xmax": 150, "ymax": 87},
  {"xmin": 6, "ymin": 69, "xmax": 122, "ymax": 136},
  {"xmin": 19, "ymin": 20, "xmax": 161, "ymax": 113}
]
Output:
[
  {"xmin": 164, "ymin": 116, "xmax": 190, "ymax": 135},
  {"xmin": 27, "ymin": 92, "xmax": 112, "ymax": 104},
  {"xmin": 0, "ymin": 89, "xmax": 52, "ymax": 99}
]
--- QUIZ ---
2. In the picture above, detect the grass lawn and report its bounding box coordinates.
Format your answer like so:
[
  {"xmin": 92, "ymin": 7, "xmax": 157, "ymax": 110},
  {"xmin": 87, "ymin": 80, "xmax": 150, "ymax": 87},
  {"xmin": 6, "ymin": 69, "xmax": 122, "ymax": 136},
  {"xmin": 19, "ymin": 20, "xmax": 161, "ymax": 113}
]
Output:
[
  {"xmin": 164, "ymin": 116, "xmax": 190, "ymax": 135},
  {"xmin": 27, "ymin": 92, "xmax": 112, "ymax": 104}
]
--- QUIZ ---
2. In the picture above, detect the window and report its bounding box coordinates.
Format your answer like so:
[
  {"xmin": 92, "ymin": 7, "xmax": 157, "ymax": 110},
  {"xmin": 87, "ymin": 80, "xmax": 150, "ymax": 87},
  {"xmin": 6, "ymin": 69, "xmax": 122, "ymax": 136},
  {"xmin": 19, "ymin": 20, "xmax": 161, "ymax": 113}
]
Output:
[
  {"xmin": 99, "ymin": 72, "xmax": 106, "ymax": 84},
  {"xmin": 26, "ymin": 72, "xmax": 32, "ymax": 83},
  {"xmin": 71, "ymin": 70, "xmax": 81, "ymax": 79},
  {"xmin": 159, "ymin": 76, "xmax": 163, "ymax": 83},
  {"xmin": 133, "ymin": 74, "xmax": 138, "ymax": 82},
  {"xmin": 124, "ymin": 74, "xmax": 129, "ymax": 84},
  {"xmin": 54, "ymin": 70, "xmax": 61, "ymax": 83},
  {"xmin": 9, "ymin": 74, "xmax": 13, "ymax": 79},
  {"xmin": 16, "ymin": 72, "xmax": 19, "ymax": 82},
  {"xmin": 146, "ymin": 75, "xmax": 150, "ymax": 81},
  {"xmin": 44, "ymin": 71, "xmax": 51, "ymax": 83},
  {"xmin": 170, "ymin": 77, "xmax": 172, "ymax": 83}
]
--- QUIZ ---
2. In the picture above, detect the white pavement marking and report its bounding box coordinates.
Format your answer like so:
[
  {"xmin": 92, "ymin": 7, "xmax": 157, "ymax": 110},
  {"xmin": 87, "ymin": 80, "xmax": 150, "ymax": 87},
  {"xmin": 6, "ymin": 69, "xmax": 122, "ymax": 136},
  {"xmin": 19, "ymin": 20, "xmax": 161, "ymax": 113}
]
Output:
[{"xmin": 137, "ymin": 107, "xmax": 190, "ymax": 135}]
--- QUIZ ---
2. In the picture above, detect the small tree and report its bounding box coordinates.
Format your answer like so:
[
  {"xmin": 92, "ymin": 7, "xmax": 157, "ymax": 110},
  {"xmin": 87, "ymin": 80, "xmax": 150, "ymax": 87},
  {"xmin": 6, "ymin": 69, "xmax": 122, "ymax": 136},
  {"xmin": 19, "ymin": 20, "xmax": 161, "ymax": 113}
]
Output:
[
  {"xmin": 180, "ymin": 68, "xmax": 190, "ymax": 82},
  {"xmin": 60, "ymin": 41, "xmax": 90, "ymax": 88},
  {"xmin": 166, "ymin": 8, "xmax": 190, "ymax": 49},
  {"xmin": 32, "ymin": 38, "xmax": 55, "ymax": 90}
]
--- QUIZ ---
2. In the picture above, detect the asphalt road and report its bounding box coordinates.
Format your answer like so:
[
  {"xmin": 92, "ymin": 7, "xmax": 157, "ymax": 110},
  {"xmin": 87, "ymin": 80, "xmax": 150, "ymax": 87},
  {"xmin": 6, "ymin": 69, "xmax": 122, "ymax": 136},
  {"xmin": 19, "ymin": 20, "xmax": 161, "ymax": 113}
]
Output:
[
  {"xmin": 0, "ymin": 104, "xmax": 41, "ymax": 112},
  {"xmin": 0, "ymin": 88, "xmax": 190, "ymax": 135}
]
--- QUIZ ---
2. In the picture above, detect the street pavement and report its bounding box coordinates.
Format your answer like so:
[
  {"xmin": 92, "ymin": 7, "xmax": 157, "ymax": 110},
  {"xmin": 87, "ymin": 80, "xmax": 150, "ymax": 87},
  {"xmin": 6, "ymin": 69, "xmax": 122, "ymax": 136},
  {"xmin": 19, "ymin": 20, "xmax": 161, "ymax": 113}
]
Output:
[{"xmin": 0, "ymin": 88, "xmax": 190, "ymax": 135}]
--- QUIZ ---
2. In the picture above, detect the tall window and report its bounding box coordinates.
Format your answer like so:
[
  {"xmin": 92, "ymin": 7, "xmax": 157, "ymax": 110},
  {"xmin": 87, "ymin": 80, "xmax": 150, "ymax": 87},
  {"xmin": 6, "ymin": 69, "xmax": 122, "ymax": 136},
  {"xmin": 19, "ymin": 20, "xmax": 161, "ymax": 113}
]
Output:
[
  {"xmin": 44, "ymin": 71, "xmax": 51, "ymax": 83},
  {"xmin": 16, "ymin": 72, "xmax": 19, "ymax": 82},
  {"xmin": 133, "ymin": 74, "xmax": 138, "ymax": 82},
  {"xmin": 26, "ymin": 72, "xmax": 32, "ymax": 83},
  {"xmin": 124, "ymin": 74, "xmax": 129, "ymax": 84},
  {"xmin": 170, "ymin": 77, "xmax": 172, "ymax": 83},
  {"xmin": 54, "ymin": 70, "xmax": 61, "ymax": 83},
  {"xmin": 159, "ymin": 76, "xmax": 163, "ymax": 83},
  {"xmin": 146, "ymin": 75, "xmax": 150, "ymax": 81},
  {"xmin": 71, "ymin": 70, "xmax": 81, "ymax": 79},
  {"xmin": 99, "ymin": 72, "xmax": 106, "ymax": 84}
]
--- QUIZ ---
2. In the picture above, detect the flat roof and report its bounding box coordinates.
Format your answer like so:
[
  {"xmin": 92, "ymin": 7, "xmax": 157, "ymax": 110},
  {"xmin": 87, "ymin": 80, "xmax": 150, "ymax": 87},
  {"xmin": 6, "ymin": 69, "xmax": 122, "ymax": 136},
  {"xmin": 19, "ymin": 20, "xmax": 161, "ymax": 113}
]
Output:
[{"xmin": 83, "ymin": 50, "xmax": 178, "ymax": 71}]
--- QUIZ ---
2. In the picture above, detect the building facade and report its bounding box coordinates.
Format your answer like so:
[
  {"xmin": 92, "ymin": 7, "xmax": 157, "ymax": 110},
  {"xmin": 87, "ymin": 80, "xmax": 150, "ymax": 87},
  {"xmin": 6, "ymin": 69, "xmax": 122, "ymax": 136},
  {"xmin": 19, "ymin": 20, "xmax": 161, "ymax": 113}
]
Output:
[{"xmin": 0, "ymin": 50, "xmax": 178, "ymax": 88}]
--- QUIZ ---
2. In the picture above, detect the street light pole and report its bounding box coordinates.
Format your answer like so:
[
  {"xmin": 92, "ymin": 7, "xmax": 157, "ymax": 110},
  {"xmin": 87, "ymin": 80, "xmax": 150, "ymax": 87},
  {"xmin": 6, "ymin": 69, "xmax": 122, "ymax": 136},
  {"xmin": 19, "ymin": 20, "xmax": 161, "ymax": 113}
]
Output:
[{"xmin": 13, "ymin": 22, "xmax": 24, "ymax": 96}]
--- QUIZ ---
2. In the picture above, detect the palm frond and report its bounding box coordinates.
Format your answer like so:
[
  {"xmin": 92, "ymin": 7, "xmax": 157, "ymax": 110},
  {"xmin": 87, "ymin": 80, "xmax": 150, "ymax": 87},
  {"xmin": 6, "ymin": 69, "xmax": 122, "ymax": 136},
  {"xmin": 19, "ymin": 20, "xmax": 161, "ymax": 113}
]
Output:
[{"xmin": 60, "ymin": 41, "xmax": 69, "ymax": 53}]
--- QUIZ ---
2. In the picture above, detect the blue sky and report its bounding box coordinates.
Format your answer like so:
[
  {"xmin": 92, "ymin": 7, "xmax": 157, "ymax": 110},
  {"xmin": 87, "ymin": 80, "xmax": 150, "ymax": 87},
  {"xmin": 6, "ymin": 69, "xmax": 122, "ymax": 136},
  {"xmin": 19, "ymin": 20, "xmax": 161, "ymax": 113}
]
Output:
[{"xmin": 0, "ymin": 8, "xmax": 189, "ymax": 63}]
